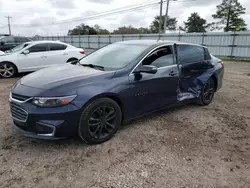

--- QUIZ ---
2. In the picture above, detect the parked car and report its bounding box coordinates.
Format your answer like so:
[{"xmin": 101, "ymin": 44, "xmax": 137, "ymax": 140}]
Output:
[
  {"xmin": 0, "ymin": 40, "xmax": 85, "ymax": 78},
  {"xmin": 0, "ymin": 35, "xmax": 32, "ymax": 52},
  {"xmin": 9, "ymin": 40, "xmax": 224, "ymax": 144}
]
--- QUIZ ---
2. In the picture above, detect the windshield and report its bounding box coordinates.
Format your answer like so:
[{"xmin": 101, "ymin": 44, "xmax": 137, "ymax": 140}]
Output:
[
  {"xmin": 0, "ymin": 36, "xmax": 5, "ymax": 41},
  {"xmin": 8, "ymin": 42, "xmax": 31, "ymax": 53},
  {"xmin": 80, "ymin": 43, "xmax": 149, "ymax": 70}
]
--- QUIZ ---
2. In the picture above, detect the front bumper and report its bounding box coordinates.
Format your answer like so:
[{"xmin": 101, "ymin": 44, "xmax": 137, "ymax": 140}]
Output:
[{"xmin": 10, "ymin": 100, "xmax": 82, "ymax": 140}]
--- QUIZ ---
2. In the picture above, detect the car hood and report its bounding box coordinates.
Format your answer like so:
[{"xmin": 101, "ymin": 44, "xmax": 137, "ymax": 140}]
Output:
[{"xmin": 20, "ymin": 64, "xmax": 115, "ymax": 90}]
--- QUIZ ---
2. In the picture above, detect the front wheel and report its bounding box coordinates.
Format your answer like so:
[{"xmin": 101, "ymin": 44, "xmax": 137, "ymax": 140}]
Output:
[
  {"xmin": 197, "ymin": 78, "xmax": 215, "ymax": 106},
  {"xmin": 0, "ymin": 62, "xmax": 17, "ymax": 78},
  {"xmin": 78, "ymin": 98, "xmax": 122, "ymax": 144}
]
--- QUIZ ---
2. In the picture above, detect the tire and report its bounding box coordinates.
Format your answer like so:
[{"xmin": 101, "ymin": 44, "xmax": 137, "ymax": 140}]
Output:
[
  {"xmin": 66, "ymin": 58, "xmax": 78, "ymax": 63},
  {"xmin": 0, "ymin": 62, "xmax": 17, "ymax": 78},
  {"xmin": 197, "ymin": 78, "xmax": 215, "ymax": 106},
  {"xmin": 78, "ymin": 98, "xmax": 122, "ymax": 144}
]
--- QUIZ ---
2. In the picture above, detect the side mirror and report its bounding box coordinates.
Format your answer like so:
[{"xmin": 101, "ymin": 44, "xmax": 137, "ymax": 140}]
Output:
[
  {"xmin": 22, "ymin": 50, "xmax": 30, "ymax": 55},
  {"xmin": 0, "ymin": 41, "xmax": 4, "ymax": 45},
  {"xmin": 134, "ymin": 65, "xmax": 158, "ymax": 74}
]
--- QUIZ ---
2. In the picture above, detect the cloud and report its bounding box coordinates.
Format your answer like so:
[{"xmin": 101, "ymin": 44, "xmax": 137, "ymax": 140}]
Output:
[
  {"xmin": 48, "ymin": 0, "xmax": 76, "ymax": 9},
  {"xmin": 0, "ymin": 0, "xmax": 249, "ymax": 36},
  {"xmin": 86, "ymin": 0, "xmax": 113, "ymax": 4}
]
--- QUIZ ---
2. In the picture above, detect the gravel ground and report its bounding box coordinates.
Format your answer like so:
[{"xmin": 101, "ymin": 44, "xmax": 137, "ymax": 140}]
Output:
[{"xmin": 0, "ymin": 61, "xmax": 250, "ymax": 188}]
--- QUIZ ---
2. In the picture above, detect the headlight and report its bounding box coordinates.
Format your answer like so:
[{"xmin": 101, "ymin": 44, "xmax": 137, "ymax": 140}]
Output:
[{"xmin": 32, "ymin": 95, "xmax": 77, "ymax": 107}]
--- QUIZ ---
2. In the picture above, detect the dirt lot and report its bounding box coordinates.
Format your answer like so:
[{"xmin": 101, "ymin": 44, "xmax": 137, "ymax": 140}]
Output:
[{"xmin": 0, "ymin": 61, "xmax": 250, "ymax": 188}]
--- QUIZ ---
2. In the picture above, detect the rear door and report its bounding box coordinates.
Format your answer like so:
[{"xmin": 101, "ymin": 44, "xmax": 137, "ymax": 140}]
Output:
[
  {"xmin": 44, "ymin": 43, "xmax": 68, "ymax": 67},
  {"xmin": 16, "ymin": 43, "xmax": 49, "ymax": 72},
  {"xmin": 177, "ymin": 44, "xmax": 213, "ymax": 95},
  {"xmin": 127, "ymin": 45, "xmax": 179, "ymax": 117}
]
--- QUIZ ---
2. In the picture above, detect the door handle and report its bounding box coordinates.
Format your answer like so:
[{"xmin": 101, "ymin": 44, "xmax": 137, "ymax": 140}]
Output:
[
  {"xmin": 169, "ymin": 71, "xmax": 178, "ymax": 76},
  {"xmin": 41, "ymin": 56, "xmax": 47, "ymax": 58},
  {"xmin": 63, "ymin": 53, "xmax": 68, "ymax": 55}
]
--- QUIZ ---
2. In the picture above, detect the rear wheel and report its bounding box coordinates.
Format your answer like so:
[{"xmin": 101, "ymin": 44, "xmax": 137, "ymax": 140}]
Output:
[
  {"xmin": 0, "ymin": 62, "xmax": 17, "ymax": 78},
  {"xmin": 78, "ymin": 98, "xmax": 122, "ymax": 144},
  {"xmin": 197, "ymin": 78, "xmax": 215, "ymax": 106}
]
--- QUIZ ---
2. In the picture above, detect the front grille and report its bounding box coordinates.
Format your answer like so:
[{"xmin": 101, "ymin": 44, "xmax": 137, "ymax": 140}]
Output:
[
  {"xmin": 10, "ymin": 103, "xmax": 28, "ymax": 122},
  {"xmin": 11, "ymin": 93, "xmax": 30, "ymax": 102}
]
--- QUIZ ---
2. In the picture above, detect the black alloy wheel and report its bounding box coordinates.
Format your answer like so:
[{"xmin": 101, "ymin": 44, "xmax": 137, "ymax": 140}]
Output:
[
  {"xmin": 88, "ymin": 106, "xmax": 116, "ymax": 139},
  {"xmin": 78, "ymin": 98, "xmax": 122, "ymax": 144},
  {"xmin": 197, "ymin": 78, "xmax": 215, "ymax": 106}
]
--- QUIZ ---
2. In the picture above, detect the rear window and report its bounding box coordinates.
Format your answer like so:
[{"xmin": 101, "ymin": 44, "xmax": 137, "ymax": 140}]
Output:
[
  {"xmin": 15, "ymin": 37, "xmax": 31, "ymax": 43},
  {"xmin": 178, "ymin": 45, "xmax": 205, "ymax": 64},
  {"xmin": 48, "ymin": 43, "xmax": 67, "ymax": 51}
]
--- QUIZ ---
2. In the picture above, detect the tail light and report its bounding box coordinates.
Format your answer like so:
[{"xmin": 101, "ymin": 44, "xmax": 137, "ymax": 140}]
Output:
[
  {"xmin": 220, "ymin": 61, "xmax": 224, "ymax": 67},
  {"xmin": 79, "ymin": 49, "xmax": 85, "ymax": 54}
]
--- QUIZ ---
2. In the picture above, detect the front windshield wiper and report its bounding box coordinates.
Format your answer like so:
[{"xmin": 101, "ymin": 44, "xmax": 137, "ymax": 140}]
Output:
[{"xmin": 80, "ymin": 64, "xmax": 105, "ymax": 70}]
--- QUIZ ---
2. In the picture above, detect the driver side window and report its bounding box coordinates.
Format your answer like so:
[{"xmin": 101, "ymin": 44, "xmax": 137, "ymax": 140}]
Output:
[
  {"xmin": 142, "ymin": 46, "xmax": 174, "ymax": 68},
  {"xmin": 28, "ymin": 44, "xmax": 48, "ymax": 53}
]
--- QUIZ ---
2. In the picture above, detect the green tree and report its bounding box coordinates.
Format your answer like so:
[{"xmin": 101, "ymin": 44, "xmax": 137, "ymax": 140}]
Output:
[
  {"xmin": 184, "ymin": 13, "xmax": 207, "ymax": 33},
  {"xmin": 68, "ymin": 24, "xmax": 97, "ymax": 35},
  {"xmin": 112, "ymin": 26, "xmax": 151, "ymax": 34},
  {"xmin": 138, "ymin": 27, "xmax": 151, "ymax": 34},
  {"xmin": 94, "ymin": 24, "xmax": 110, "ymax": 35},
  {"xmin": 212, "ymin": 0, "xmax": 247, "ymax": 32},
  {"xmin": 150, "ymin": 15, "xmax": 177, "ymax": 33}
]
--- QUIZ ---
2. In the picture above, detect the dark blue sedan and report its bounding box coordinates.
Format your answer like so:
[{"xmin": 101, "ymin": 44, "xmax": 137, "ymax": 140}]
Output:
[{"xmin": 9, "ymin": 40, "xmax": 224, "ymax": 144}]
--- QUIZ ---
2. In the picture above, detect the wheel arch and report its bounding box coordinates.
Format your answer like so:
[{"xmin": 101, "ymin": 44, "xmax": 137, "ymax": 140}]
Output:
[
  {"xmin": 81, "ymin": 93, "xmax": 124, "ymax": 122},
  {"xmin": 66, "ymin": 57, "xmax": 78, "ymax": 63},
  {"xmin": 0, "ymin": 61, "xmax": 18, "ymax": 73}
]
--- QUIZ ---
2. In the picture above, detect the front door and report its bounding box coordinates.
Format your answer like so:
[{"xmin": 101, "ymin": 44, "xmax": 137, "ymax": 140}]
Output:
[
  {"xmin": 127, "ymin": 45, "xmax": 179, "ymax": 118},
  {"xmin": 17, "ymin": 43, "xmax": 49, "ymax": 72}
]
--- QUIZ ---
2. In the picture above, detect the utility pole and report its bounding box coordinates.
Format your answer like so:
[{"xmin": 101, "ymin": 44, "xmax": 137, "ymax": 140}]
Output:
[
  {"xmin": 5, "ymin": 16, "xmax": 12, "ymax": 35},
  {"xmin": 159, "ymin": 0, "xmax": 163, "ymax": 33},
  {"xmin": 163, "ymin": 0, "xmax": 170, "ymax": 33}
]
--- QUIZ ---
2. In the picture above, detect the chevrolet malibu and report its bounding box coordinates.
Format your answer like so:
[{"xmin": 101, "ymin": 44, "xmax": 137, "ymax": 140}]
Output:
[{"xmin": 9, "ymin": 40, "xmax": 224, "ymax": 144}]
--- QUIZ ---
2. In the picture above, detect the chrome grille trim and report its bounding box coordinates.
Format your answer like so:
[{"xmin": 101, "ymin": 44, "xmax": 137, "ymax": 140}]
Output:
[
  {"xmin": 10, "ymin": 103, "xmax": 28, "ymax": 122},
  {"xmin": 9, "ymin": 92, "xmax": 33, "ymax": 103}
]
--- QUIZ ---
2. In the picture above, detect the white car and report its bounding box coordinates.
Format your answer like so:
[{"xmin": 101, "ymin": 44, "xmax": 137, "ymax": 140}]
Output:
[{"xmin": 0, "ymin": 41, "xmax": 85, "ymax": 78}]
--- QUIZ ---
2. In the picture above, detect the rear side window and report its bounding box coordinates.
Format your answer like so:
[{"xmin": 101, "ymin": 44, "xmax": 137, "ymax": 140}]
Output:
[
  {"xmin": 1, "ymin": 36, "xmax": 15, "ymax": 43},
  {"xmin": 178, "ymin": 45, "xmax": 205, "ymax": 64},
  {"xmin": 48, "ymin": 43, "xmax": 67, "ymax": 51},
  {"xmin": 204, "ymin": 48, "xmax": 211, "ymax": 60},
  {"xmin": 15, "ymin": 37, "xmax": 31, "ymax": 43},
  {"xmin": 28, "ymin": 44, "xmax": 48, "ymax": 53}
]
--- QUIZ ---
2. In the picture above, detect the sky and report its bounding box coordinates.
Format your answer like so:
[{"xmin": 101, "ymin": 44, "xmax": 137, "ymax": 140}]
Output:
[{"xmin": 0, "ymin": 0, "xmax": 249, "ymax": 36}]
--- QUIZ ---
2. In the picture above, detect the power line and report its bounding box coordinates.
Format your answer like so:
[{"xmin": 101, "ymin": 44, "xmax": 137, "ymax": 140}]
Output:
[
  {"xmin": 13, "ymin": 1, "xmax": 163, "ymax": 27},
  {"xmin": 10, "ymin": 0, "xmax": 195, "ymax": 28}
]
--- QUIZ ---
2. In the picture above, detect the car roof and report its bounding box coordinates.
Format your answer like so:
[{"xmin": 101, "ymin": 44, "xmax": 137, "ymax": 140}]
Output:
[
  {"xmin": 28, "ymin": 40, "xmax": 69, "ymax": 45},
  {"xmin": 117, "ymin": 40, "xmax": 205, "ymax": 48}
]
